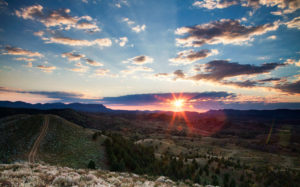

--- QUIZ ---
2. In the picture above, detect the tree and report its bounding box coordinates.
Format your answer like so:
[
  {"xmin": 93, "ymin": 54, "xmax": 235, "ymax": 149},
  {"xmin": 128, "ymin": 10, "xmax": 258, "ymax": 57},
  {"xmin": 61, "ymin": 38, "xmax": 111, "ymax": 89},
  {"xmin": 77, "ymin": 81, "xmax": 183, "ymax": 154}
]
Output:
[
  {"xmin": 229, "ymin": 178, "xmax": 236, "ymax": 187},
  {"xmin": 88, "ymin": 160, "xmax": 96, "ymax": 169}
]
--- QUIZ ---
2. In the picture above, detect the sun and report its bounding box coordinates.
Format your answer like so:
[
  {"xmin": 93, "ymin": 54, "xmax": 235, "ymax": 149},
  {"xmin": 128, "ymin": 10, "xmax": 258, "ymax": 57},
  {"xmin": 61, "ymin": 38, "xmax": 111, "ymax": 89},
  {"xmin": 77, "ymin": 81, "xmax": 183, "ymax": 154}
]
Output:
[{"xmin": 173, "ymin": 99, "xmax": 184, "ymax": 108}]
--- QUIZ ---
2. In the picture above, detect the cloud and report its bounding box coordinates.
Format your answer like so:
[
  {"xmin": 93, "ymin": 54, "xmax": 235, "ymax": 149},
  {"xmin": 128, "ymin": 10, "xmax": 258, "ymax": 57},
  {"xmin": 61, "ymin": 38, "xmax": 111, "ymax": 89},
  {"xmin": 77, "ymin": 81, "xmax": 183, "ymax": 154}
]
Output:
[
  {"xmin": 132, "ymin": 24, "xmax": 146, "ymax": 33},
  {"xmin": 70, "ymin": 63, "xmax": 89, "ymax": 73},
  {"xmin": 169, "ymin": 49, "xmax": 219, "ymax": 65},
  {"xmin": 15, "ymin": 5, "xmax": 100, "ymax": 32},
  {"xmin": 121, "ymin": 65, "xmax": 153, "ymax": 74},
  {"xmin": 36, "ymin": 65, "xmax": 56, "ymax": 72},
  {"xmin": 46, "ymin": 36, "xmax": 112, "ymax": 47},
  {"xmin": 118, "ymin": 37, "xmax": 128, "ymax": 47},
  {"xmin": 276, "ymin": 80, "xmax": 300, "ymax": 94},
  {"xmin": 122, "ymin": 17, "xmax": 146, "ymax": 33},
  {"xmin": 101, "ymin": 91, "xmax": 236, "ymax": 105},
  {"xmin": 61, "ymin": 52, "xmax": 85, "ymax": 61},
  {"xmin": 155, "ymin": 73, "xmax": 169, "ymax": 77},
  {"xmin": 115, "ymin": 0, "xmax": 128, "ymax": 8},
  {"xmin": 267, "ymin": 35, "xmax": 277, "ymax": 40},
  {"xmin": 94, "ymin": 68, "xmax": 109, "ymax": 76},
  {"xmin": 62, "ymin": 52, "xmax": 104, "ymax": 66},
  {"xmin": 173, "ymin": 70, "xmax": 185, "ymax": 80},
  {"xmin": 193, "ymin": 0, "xmax": 239, "ymax": 9},
  {"xmin": 14, "ymin": 57, "xmax": 36, "ymax": 62},
  {"xmin": 3, "ymin": 46, "xmax": 43, "ymax": 57},
  {"xmin": 284, "ymin": 16, "xmax": 300, "ymax": 30},
  {"xmin": 193, "ymin": 0, "xmax": 300, "ymax": 14},
  {"xmin": 123, "ymin": 55, "xmax": 154, "ymax": 65},
  {"xmin": 0, "ymin": 87, "xmax": 99, "ymax": 103},
  {"xmin": 86, "ymin": 58, "xmax": 103, "ymax": 66},
  {"xmin": 190, "ymin": 60, "xmax": 285, "ymax": 81},
  {"xmin": 285, "ymin": 59, "xmax": 300, "ymax": 66},
  {"xmin": 175, "ymin": 19, "xmax": 279, "ymax": 47}
]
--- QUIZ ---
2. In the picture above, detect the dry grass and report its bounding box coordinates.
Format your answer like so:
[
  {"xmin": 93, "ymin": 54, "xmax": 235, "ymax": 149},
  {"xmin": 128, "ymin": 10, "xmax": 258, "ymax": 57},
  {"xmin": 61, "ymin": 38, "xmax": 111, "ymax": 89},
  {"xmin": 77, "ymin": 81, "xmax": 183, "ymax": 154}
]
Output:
[{"xmin": 0, "ymin": 162, "xmax": 217, "ymax": 187}]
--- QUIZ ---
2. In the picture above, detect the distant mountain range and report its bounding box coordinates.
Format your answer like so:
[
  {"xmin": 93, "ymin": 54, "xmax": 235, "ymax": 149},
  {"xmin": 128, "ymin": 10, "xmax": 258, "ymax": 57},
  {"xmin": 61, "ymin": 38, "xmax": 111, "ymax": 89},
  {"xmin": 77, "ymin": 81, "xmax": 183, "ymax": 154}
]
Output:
[{"xmin": 0, "ymin": 101, "xmax": 111, "ymax": 113}]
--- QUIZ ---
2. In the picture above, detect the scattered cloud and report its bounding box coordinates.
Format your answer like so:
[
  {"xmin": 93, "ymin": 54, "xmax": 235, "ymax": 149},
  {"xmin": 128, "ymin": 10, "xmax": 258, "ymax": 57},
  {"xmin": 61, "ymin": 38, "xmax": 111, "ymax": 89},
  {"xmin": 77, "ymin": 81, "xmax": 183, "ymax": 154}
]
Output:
[
  {"xmin": 86, "ymin": 58, "xmax": 103, "ymax": 66},
  {"xmin": 121, "ymin": 65, "xmax": 153, "ymax": 74},
  {"xmin": 123, "ymin": 55, "xmax": 154, "ymax": 65},
  {"xmin": 193, "ymin": 0, "xmax": 239, "ymax": 9},
  {"xmin": 3, "ymin": 46, "xmax": 43, "ymax": 57},
  {"xmin": 193, "ymin": 0, "xmax": 300, "ymax": 14},
  {"xmin": 45, "ymin": 36, "xmax": 112, "ymax": 47},
  {"xmin": 169, "ymin": 49, "xmax": 218, "ymax": 65},
  {"xmin": 14, "ymin": 57, "xmax": 36, "ymax": 62},
  {"xmin": 70, "ymin": 62, "xmax": 89, "ymax": 73},
  {"xmin": 118, "ymin": 37, "xmax": 128, "ymax": 47},
  {"xmin": 284, "ymin": 16, "xmax": 300, "ymax": 30},
  {"xmin": 61, "ymin": 52, "xmax": 85, "ymax": 61},
  {"xmin": 15, "ymin": 5, "xmax": 100, "ymax": 32},
  {"xmin": 155, "ymin": 73, "xmax": 169, "ymax": 77},
  {"xmin": 267, "ymin": 35, "xmax": 277, "ymax": 40},
  {"xmin": 36, "ymin": 65, "xmax": 56, "ymax": 72},
  {"xmin": 62, "ymin": 52, "xmax": 104, "ymax": 66},
  {"xmin": 94, "ymin": 68, "xmax": 109, "ymax": 76},
  {"xmin": 285, "ymin": 59, "xmax": 300, "ymax": 66},
  {"xmin": 175, "ymin": 19, "xmax": 279, "ymax": 47},
  {"xmin": 173, "ymin": 70, "xmax": 185, "ymax": 80},
  {"xmin": 115, "ymin": 0, "xmax": 128, "ymax": 8},
  {"xmin": 122, "ymin": 17, "xmax": 146, "ymax": 33}
]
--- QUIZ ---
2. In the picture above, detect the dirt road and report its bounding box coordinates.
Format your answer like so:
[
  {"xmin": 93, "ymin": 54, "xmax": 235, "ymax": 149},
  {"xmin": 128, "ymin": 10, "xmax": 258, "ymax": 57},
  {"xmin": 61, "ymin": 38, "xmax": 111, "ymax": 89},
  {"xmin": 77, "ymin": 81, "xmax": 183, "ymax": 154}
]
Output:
[{"xmin": 28, "ymin": 116, "xmax": 49, "ymax": 163}]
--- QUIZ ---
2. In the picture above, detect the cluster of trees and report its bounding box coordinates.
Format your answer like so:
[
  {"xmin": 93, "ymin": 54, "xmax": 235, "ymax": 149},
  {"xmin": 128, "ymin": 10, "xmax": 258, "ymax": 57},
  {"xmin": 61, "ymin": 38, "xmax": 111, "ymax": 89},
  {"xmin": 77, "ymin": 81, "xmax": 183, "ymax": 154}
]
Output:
[
  {"xmin": 103, "ymin": 133, "xmax": 300, "ymax": 186},
  {"xmin": 104, "ymin": 133, "xmax": 237, "ymax": 186}
]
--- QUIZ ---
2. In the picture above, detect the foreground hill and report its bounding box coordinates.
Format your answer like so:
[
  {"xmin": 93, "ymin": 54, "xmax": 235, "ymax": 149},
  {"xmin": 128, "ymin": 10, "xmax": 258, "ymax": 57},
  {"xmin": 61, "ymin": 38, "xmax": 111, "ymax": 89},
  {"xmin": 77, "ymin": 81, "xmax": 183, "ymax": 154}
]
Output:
[
  {"xmin": 0, "ymin": 114, "xmax": 107, "ymax": 169},
  {"xmin": 0, "ymin": 162, "xmax": 208, "ymax": 187}
]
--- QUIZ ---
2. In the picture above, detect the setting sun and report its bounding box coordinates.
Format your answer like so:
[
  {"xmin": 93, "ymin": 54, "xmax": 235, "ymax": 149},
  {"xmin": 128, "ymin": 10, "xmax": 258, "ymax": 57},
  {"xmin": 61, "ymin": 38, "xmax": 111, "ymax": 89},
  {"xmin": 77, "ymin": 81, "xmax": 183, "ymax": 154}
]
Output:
[{"xmin": 173, "ymin": 99, "xmax": 184, "ymax": 108}]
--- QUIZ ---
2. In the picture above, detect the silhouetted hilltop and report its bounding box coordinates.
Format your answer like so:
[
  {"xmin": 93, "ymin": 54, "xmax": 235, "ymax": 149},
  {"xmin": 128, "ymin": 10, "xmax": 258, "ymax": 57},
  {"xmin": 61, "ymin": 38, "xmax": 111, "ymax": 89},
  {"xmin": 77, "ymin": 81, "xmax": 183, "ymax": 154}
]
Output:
[{"xmin": 0, "ymin": 101, "xmax": 111, "ymax": 113}]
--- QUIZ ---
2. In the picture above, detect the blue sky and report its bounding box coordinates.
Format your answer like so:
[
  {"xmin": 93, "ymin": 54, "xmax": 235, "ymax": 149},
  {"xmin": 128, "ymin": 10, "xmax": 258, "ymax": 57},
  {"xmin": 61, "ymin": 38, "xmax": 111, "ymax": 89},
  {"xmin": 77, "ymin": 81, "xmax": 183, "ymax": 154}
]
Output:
[{"xmin": 0, "ymin": 0, "xmax": 299, "ymax": 111}]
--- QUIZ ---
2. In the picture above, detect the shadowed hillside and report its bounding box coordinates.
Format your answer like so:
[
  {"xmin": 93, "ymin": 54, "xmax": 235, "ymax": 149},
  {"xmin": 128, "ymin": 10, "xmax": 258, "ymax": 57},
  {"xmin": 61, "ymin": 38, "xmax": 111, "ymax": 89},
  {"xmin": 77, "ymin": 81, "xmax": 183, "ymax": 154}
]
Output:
[{"xmin": 0, "ymin": 114, "xmax": 108, "ymax": 169}]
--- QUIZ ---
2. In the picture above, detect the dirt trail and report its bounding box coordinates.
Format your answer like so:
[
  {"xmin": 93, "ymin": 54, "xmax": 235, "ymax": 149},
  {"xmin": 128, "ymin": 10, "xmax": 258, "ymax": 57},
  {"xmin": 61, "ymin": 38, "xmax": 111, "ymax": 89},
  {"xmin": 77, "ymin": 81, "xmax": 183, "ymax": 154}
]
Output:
[{"xmin": 28, "ymin": 116, "xmax": 49, "ymax": 163}]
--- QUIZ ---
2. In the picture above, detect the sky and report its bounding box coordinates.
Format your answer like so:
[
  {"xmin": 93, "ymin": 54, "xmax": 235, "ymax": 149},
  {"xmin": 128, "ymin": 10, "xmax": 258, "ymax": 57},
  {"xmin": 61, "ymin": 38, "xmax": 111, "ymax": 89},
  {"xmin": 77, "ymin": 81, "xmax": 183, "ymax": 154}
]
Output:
[{"xmin": 0, "ymin": 0, "xmax": 300, "ymax": 112}]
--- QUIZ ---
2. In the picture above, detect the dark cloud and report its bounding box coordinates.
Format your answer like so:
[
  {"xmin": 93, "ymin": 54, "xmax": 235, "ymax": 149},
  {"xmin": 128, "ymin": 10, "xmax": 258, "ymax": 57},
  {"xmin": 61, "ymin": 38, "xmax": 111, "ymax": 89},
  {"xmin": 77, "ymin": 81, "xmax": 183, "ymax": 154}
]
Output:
[
  {"xmin": 223, "ymin": 80, "xmax": 258, "ymax": 87},
  {"xmin": 190, "ymin": 60, "xmax": 285, "ymax": 81},
  {"xmin": 173, "ymin": 70, "xmax": 185, "ymax": 80},
  {"xmin": 169, "ymin": 49, "xmax": 218, "ymax": 65},
  {"xmin": 0, "ymin": 87, "xmax": 96, "ymax": 102},
  {"xmin": 259, "ymin": 78, "xmax": 281, "ymax": 82},
  {"xmin": 123, "ymin": 55, "xmax": 153, "ymax": 65},
  {"xmin": 3, "ymin": 46, "xmax": 43, "ymax": 57},
  {"xmin": 276, "ymin": 80, "xmax": 300, "ymax": 94},
  {"xmin": 175, "ymin": 19, "xmax": 279, "ymax": 47},
  {"xmin": 101, "ymin": 92, "xmax": 236, "ymax": 105}
]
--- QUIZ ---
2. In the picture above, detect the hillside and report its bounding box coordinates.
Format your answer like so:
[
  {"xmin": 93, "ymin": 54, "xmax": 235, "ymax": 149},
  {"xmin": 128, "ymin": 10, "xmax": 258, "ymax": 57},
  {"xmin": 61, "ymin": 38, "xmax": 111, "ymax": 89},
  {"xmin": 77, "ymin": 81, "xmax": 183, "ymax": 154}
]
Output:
[{"xmin": 0, "ymin": 114, "xmax": 108, "ymax": 169}]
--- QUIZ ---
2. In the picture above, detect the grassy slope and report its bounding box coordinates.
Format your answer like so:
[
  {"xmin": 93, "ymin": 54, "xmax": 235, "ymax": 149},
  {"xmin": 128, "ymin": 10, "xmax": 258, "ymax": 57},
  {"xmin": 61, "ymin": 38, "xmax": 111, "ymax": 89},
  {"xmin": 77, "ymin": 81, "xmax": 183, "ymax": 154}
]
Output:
[
  {"xmin": 38, "ymin": 115, "xmax": 108, "ymax": 169},
  {"xmin": 0, "ymin": 115, "xmax": 44, "ymax": 162},
  {"xmin": 0, "ymin": 114, "xmax": 108, "ymax": 169}
]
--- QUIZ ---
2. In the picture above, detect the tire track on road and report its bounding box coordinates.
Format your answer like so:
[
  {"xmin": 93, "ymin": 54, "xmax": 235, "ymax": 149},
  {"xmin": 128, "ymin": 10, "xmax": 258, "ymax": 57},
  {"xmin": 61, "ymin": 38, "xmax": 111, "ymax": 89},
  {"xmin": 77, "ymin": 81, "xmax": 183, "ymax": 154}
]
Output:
[{"xmin": 28, "ymin": 116, "xmax": 49, "ymax": 163}]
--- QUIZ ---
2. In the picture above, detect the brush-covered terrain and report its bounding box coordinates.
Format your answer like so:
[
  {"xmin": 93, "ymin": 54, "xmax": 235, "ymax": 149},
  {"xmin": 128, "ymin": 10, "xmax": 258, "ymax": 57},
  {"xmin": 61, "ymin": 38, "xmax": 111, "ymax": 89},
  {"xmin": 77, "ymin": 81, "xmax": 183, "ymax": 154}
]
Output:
[{"xmin": 0, "ymin": 106, "xmax": 300, "ymax": 186}]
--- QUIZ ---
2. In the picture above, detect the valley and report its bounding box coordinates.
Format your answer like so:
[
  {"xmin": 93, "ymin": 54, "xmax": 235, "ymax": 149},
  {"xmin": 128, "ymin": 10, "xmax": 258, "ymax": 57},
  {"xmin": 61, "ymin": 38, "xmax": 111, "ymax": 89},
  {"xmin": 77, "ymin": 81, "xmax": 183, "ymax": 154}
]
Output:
[{"xmin": 0, "ymin": 105, "xmax": 300, "ymax": 186}]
